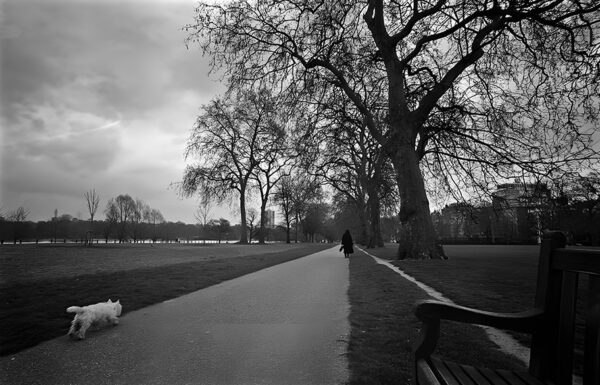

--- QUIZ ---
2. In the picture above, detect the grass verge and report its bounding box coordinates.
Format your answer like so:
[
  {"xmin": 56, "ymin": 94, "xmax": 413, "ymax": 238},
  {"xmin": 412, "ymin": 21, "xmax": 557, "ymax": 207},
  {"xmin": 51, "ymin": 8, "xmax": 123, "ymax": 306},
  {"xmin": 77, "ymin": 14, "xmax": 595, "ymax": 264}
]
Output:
[
  {"xmin": 0, "ymin": 243, "xmax": 330, "ymax": 356},
  {"xmin": 346, "ymin": 249, "xmax": 527, "ymax": 385}
]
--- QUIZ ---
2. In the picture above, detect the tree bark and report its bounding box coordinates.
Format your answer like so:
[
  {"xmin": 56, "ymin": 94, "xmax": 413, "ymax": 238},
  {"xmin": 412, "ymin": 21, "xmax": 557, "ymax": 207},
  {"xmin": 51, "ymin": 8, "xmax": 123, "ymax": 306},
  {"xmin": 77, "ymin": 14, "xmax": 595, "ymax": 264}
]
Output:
[
  {"xmin": 258, "ymin": 202, "xmax": 267, "ymax": 244},
  {"xmin": 390, "ymin": 144, "xmax": 445, "ymax": 259},
  {"xmin": 367, "ymin": 193, "xmax": 384, "ymax": 248},
  {"xmin": 238, "ymin": 190, "xmax": 248, "ymax": 244},
  {"xmin": 356, "ymin": 200, "xmax": 368, "ymax": 245}
]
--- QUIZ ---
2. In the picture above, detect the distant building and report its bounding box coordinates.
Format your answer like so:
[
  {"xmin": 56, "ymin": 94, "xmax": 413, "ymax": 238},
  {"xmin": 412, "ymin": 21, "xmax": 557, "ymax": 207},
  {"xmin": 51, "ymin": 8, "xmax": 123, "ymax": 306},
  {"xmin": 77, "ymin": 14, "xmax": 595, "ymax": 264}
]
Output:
[
  {"xmin": 492, "ymin": 179, "xmax": 550, "ymax": 243},
  {"xmin": 432, "ymin": 202, "xmax": 491, "ymax": 243},
  {"xmin": 433, "ymin": 179, "xmax": 551, "ymax": 244}
]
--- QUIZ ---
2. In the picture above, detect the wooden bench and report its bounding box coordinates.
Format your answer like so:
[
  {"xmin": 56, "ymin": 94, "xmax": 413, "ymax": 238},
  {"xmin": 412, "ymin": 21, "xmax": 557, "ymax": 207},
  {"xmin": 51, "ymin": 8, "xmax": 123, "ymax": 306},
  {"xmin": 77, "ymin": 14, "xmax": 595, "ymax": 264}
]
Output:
[{"xmin": 414, "ymin": 231, "xmax": 600, "ymax": 385}]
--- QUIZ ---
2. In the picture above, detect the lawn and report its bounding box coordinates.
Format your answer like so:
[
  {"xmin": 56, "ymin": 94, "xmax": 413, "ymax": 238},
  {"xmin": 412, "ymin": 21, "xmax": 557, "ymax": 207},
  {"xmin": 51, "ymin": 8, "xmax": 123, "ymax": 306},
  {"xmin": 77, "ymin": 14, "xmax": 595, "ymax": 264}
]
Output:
[
  {"xmin": 0, "ymin": 242, "xmax": 330, "ymax": 356},
  {"xmin": 346, "ymin": 247, "xmax": 530, "ymax": 384},
  {"xmin": 349, "ymin": 243, "xmax": 592, "ymax": 384},
  {"xmin": 2, "ymin": 241, "xmax": 579, "ymax": 384},
  {"xmin": 389, "ymin": 244, "xmax": 540, "ymax": 313}
]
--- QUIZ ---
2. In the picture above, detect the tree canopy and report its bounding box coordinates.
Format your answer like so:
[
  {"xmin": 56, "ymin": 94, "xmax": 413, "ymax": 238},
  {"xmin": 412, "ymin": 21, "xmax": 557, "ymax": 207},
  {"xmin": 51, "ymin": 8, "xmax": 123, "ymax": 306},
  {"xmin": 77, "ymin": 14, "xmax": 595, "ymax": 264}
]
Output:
[{"xmin": 186, "ymin": 0, "xmax": 600, "ymax": 258}]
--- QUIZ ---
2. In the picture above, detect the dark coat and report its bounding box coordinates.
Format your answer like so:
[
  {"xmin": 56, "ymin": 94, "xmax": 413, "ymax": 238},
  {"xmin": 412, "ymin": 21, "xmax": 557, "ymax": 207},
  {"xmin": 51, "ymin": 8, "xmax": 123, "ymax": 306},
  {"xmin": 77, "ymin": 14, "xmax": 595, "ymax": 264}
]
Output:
[{"xmin": 341, "ymin": 231, "xmax": 354, "ymax": 254}]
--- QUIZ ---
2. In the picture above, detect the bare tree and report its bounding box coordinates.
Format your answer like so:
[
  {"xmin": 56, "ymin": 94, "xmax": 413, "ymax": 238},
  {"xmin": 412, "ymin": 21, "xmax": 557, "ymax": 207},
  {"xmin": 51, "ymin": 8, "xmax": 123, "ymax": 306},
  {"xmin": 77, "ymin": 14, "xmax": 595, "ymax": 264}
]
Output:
[
  {"xmin": 130, "ymin": 198, "xmax": 147, "ymax": 242},
  {"xmin": 252, "ymin": 103, "xmax": 293, "ymax": 244},
  {"xmin": 105, "ymin": 194, "xmax": 136, "ymax": 242},
  {"xmin": 182, "ymin": 88, "xmax": 280, "ymax": 244},
  {"xmin": 145, "ymin": 208, "xmax": 165, "ymax": 242},
  {"xmin": 273, "ymin": 176, "xmax": 295, "ymax": 243},
  {"xmin": 187, "ymin": 0, "xmax": 600, "ymax": 258},
  {"xmin": 208, "ymin": 218, "xmax": 231, "ymax": 243},
  {"xmin": 7, "ymin": 206, "xmax": 30, "ymax": 243},
  {"xmin": 84, "ymin": 189, "xmax": 100, "ymax": 245},
  {"xmin": 246, "ymin": 208, "xmax": 258, "ymax": 242},
  {"xmin": 194, "ymin": 197, "xmax": 212, "ymax": 243},
  {"xmin": 303, "ymin": 91, "xmax": 388, "ymax": 247},
  {"xmin": 194, "ymin": 198, "xmax": 212, "ymax": 227},
  {"xmin": 7, "ymin": 206, "xmax": 29, "ymax": 222}
]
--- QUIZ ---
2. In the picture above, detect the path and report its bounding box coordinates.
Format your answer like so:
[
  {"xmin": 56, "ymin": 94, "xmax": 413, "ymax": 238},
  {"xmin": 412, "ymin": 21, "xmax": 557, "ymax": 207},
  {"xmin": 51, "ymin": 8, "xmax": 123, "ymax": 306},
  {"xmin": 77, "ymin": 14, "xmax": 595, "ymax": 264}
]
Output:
[{"xmin": 1, "ymin": 247, "xmax": 349, "ymax": 385}]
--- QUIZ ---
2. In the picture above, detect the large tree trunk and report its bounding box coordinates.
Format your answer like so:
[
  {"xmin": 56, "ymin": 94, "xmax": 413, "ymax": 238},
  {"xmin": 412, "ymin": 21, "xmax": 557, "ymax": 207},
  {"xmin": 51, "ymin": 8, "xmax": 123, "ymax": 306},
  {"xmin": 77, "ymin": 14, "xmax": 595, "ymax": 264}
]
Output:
[
  {"xmin": 390, "ymin": 145, "xmax": 445, "ymax": 259},
  {"xmin": 258, "ymin": 201, "xmax": 267, "ymax": 244},
  {"xmin": 284, "ymin": 211, "xmax": 291, "ymax": 243},
  {"xmin": 367, "ymin": 193, "xmax": 384, "ymax": 248},
  {"xmin": 239, "ymin": 190, "xmax": 248, "ymax": 244},
  {"xmin": 294, "ymin": 213, "xmax": 299, "ymax": 243},
  {"xmin": 356, "ymin": 200, "xmax": 369, "ymax": 245}
]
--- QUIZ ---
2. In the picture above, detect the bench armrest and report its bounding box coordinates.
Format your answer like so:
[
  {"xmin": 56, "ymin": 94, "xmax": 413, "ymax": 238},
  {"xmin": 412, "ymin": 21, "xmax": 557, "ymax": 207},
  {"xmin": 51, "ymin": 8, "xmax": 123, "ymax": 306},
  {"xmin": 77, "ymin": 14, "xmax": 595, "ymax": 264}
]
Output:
[
  {"xmin": 414, "ymin": 299, "xmax": 544, "ymax": 359},
  {"xmin": 415, "ymin": 299, "xmax": 544, "ymax": 331}
]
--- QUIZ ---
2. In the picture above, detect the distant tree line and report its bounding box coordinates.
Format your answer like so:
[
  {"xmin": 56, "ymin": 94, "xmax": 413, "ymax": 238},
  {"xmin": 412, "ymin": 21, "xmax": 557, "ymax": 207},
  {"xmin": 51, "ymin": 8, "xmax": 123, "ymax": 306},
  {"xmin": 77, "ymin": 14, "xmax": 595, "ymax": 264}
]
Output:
[{"xmin": 0, "ymin": 198, "xmax": 403, "ymax": 245}]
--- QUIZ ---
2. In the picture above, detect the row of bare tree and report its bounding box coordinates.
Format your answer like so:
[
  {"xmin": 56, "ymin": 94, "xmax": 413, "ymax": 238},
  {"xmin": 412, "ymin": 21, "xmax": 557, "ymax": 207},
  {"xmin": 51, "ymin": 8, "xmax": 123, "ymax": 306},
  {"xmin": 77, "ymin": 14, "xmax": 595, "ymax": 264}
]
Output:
[{"xmin": 182, "ymin": 0, "xmax": 600, "ymax": 258}]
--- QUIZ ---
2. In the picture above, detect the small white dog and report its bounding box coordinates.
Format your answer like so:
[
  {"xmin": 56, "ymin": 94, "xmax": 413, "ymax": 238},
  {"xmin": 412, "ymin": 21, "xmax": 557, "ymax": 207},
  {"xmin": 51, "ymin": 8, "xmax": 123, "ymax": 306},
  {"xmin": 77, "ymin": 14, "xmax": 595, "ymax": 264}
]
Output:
[{"xmin": 66, "ymin": 299, "xmax": 122, "ymax": 340}]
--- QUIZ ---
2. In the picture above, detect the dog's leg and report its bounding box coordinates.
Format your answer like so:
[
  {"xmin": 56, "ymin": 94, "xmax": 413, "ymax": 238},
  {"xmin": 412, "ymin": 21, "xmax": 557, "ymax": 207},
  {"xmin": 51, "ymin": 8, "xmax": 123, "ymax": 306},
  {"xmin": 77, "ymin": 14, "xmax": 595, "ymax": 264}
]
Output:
[
  {"xmin": 76, "ymin": 319, "xmax": 92, "ymax": 340},
  {"xmin": 68, "ymin": 319, "xmax": 83, "ymax": 340},
  {"xmin": 108, "ymin": 315, "xmax": 119, "ymax": 326}
]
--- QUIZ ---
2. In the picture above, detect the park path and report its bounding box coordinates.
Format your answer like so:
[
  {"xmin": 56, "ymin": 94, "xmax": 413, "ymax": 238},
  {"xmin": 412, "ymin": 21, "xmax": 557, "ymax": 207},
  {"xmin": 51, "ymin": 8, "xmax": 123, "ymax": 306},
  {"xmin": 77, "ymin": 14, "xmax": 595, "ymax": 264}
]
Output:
[{"xmin": 1, "ymin": 247, "xmax": 350, "ymax": 385}]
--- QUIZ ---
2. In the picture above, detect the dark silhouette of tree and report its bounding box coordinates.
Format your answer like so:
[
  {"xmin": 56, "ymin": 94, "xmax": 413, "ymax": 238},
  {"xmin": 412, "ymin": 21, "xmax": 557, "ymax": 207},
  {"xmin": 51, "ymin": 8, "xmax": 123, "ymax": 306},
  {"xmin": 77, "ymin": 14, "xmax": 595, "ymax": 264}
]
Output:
[
  {"xmin": 7, "ymin": 206, "xmax": 30, "ymax": 243},
  {"xmin": 273, "ymin": 176, "xmax": 295, "ymax": 243},
  {"xmin": 186, "ymin": 0, "xmax": 600, "ymax": 258},
  {"xmin": 273, "ymin": 171, "xmax": 321, "ymax": 243},
  {"xmin": 83, "ymin": 189, "xmax": 100, "ymax": 245},
  {"xmin": 303, "ymin": 202, "xmax": 329, "ymax": 242},
  {"xmin": 252, "ymin": 107, "xmax": 293, "ymax": 244},
  {"xmin": 130, "ymin": 198, "xmax": 147, "ymax": 242},
  {"xmin": 105, "ymin": 194, "xmax": 136, "ymax": 242},
  {"xmin": 194, "ymin": 197, "xmax": 212, "ymax": 243},
  {"xmin": 556, "ymin": 171, "xmax": 600, "ymax": 244},
  {"xmin": 246, "ymin": 208, "xmax": 258, "ymax": 242},
  {"xmin": 145, "ymin": 207, "xmax": 165, "ymax": 242},
  {"xmin": 303, "ymin": 92, "xmax": 388, "ymax": 247},
  {"xmin": 208, "ymin": 218, "xmax": 231, "ymax": 243},
  {"xmin": 182, "ymin": 89, "xmax": 278, "ymax": 244}
]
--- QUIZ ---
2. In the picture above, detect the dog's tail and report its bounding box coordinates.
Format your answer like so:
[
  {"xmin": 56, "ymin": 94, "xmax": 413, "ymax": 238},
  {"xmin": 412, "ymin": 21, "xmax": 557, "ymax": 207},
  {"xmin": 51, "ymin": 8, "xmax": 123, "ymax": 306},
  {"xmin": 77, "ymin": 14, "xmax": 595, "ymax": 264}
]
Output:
[{"xmin": 66, "ymin": 306, "xmax": 85, "ymax": 314}]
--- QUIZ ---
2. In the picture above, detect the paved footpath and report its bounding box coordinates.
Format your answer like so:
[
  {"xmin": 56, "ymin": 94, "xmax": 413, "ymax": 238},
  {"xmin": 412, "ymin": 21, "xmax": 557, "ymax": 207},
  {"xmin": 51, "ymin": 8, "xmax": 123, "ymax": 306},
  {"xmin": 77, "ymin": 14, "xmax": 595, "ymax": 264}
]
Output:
[{"xmin": 1, "ymin": 247, "xmax": 349, "ymax": 385}]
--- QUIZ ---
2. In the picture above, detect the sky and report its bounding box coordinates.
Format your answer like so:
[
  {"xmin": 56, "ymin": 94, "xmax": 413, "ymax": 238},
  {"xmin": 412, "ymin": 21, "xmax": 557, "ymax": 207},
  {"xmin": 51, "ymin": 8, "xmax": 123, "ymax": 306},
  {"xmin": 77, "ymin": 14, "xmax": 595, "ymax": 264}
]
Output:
[{"xmin": 0, "ymin": 0, "xmax": 236, "ymax": 224}]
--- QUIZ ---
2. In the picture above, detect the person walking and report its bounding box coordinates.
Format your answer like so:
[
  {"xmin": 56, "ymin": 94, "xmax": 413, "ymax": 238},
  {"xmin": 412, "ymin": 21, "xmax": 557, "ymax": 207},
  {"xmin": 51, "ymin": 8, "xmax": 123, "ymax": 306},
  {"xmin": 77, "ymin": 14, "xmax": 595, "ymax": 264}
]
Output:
[{"xmin": 340, "ymin": 229, "xmax": 354, "ymax": 258}]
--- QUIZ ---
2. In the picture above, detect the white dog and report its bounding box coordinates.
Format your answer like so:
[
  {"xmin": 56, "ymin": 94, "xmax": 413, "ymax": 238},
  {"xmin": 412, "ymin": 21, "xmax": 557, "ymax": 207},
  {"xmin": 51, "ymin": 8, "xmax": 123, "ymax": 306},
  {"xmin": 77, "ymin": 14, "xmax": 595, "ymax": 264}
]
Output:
[{"xmin": 67, "ymin": 299, "xmax": 122, "ymax": 340}]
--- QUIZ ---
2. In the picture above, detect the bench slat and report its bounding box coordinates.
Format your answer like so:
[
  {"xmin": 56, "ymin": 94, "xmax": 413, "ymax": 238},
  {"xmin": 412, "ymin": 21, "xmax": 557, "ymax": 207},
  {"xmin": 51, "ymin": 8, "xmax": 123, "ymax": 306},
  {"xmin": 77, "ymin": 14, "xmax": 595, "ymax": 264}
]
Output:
[
  {"xmin": 584, "ymin": 275, "xmax": 600, "ymax": 385},
  {"xmin": 553, "ymin": 249, "xmax": 600, "ymax": 275},
  {"xmin": 496, "ymin": 369, "xmax": 528, "ymax": 385},
  {"xmin": 431, "ymin": 357, "xmax": 461, "ymax": 385},
  {"xmin": 445, "ymin": 361, "xmax": 476, "ymax": 385},
  {"xmin": 418, "ymin": 359, "xmax": 442, "ymax": 385},
  {"xmin": 513, "ymin": 371, "xmax": 546, "ymax": 385},
  {"xmin": 479, "ymin": 368, "xmax": 509, "ymax": 385},
  {"xmin": 461, "ymin": 364, "xmax": 493, "ymax": 385},
  {"xmin": 556, "ymin": 271, "xmax": 578, "ymax": 385}
]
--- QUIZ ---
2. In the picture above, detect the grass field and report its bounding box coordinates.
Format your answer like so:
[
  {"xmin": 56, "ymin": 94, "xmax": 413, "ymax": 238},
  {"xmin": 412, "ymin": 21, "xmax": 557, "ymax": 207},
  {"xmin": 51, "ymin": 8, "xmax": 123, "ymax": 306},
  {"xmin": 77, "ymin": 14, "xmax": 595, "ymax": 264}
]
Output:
[
  {"xmin": 2, "ymin": 242, "xmax": 585, "ymax": 383},
  {"xmin": 346, "ymin": 247, "xmax": 530, "ymax": 384},
  {"xmin": 391, "ymin": 244, "xmax": 540, "ymax": 313},
  {"xmin": 0, "ymin": 242, "xmax": 330, "ymax": 356},
  {"xmin": 351, "ymin": 243, "xmax": 590, "ymax": 384}
]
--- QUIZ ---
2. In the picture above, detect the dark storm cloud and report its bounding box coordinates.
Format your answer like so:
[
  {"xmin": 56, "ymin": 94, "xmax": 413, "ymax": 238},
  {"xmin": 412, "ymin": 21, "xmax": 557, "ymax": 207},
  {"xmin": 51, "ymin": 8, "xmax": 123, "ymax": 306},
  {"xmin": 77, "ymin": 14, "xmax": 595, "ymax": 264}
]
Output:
[
  {"xmin": 2, "ymin": 0, "xmax": 215, "ymax": 116},
  {"xmin": 1, "ymin": 0, "xmax": 226, "ymax": 223}
]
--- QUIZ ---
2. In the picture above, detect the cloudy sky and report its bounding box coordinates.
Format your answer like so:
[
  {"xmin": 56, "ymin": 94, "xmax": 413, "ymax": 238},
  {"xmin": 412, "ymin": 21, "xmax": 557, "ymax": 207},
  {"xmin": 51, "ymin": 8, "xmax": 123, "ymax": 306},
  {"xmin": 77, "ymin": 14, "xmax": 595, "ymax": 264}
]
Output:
[{"xmin": 1, "ymin": 0, "xmax": 235, "ymax": 223}]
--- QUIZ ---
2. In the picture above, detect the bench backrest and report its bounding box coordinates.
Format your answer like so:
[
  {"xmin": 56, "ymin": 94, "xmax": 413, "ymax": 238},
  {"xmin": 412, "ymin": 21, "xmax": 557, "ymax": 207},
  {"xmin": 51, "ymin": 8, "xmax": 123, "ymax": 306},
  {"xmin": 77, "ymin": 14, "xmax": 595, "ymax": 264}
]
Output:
[{"xmin": 530, "ymin": 231, "xmax": 600, "ymax": 385}]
